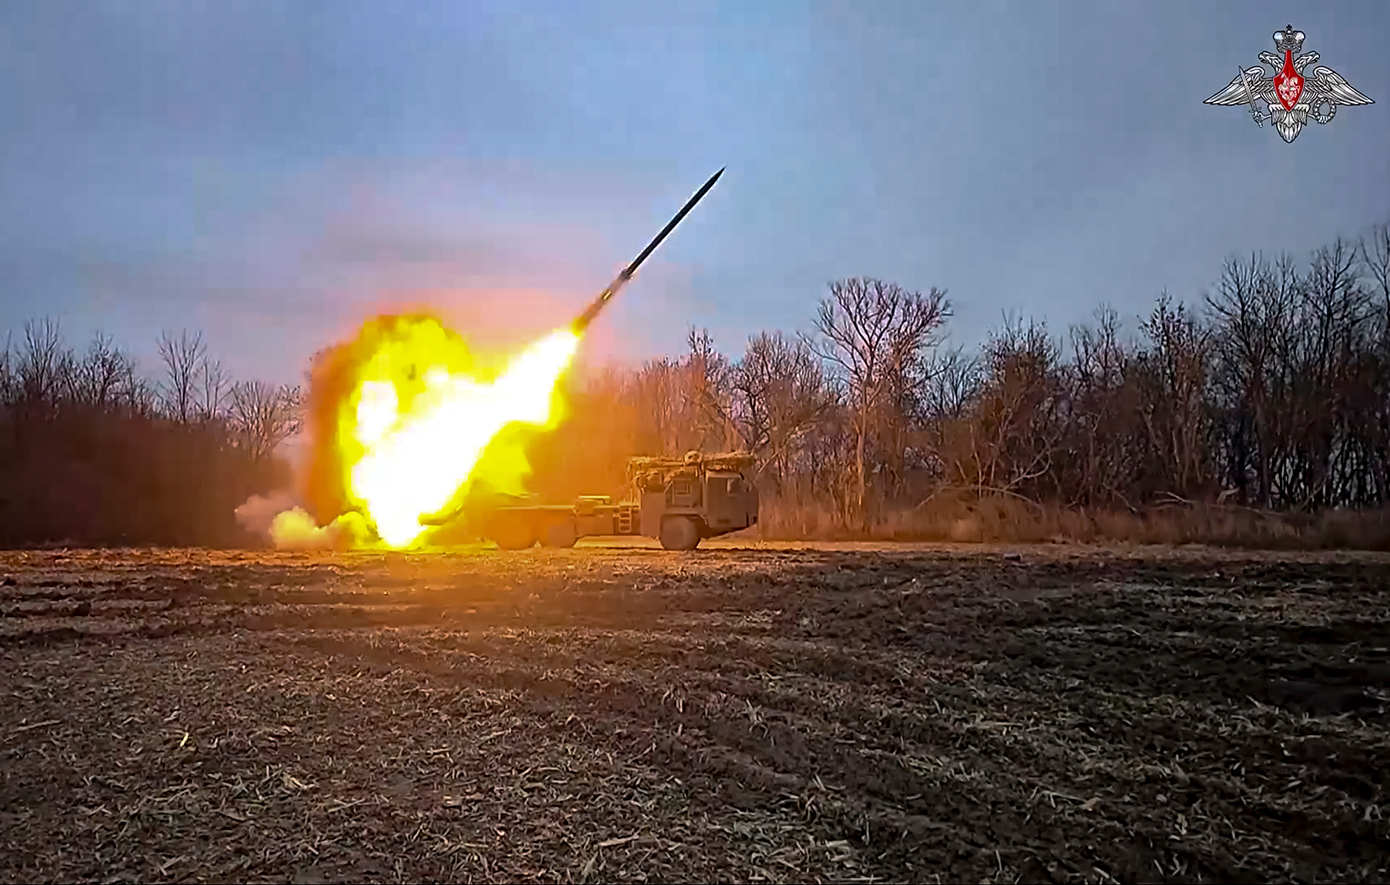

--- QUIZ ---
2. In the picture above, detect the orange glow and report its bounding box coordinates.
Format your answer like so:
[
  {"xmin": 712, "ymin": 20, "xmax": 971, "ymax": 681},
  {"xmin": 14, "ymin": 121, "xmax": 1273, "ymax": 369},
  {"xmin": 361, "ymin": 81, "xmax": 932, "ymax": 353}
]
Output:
[{"xmin": 279, "ymin": 315, "xmax": 579, "ymax": 549}]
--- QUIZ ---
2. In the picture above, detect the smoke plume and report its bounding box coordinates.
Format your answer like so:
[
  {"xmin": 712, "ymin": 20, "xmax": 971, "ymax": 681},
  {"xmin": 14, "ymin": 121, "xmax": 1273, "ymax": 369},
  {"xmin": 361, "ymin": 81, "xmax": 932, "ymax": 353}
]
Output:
[{"xmin": 234, "ymin": 492, "xmax": 370, "ymax": 550}]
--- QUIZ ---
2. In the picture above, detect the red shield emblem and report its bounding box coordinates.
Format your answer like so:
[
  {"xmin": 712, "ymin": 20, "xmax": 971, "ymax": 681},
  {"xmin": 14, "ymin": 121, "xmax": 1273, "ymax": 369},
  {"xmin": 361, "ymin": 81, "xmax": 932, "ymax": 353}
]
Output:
[{"xmin": 1273, "ymin": 50, "xmax": 1304, "ymax": 110}]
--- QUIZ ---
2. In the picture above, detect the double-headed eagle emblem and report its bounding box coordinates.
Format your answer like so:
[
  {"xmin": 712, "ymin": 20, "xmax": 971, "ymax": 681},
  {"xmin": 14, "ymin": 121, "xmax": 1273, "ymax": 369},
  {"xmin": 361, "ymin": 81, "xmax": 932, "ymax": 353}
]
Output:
[{"xmin": 1204, "ymin": 25, "xmax": 1374, "ymax": 143}]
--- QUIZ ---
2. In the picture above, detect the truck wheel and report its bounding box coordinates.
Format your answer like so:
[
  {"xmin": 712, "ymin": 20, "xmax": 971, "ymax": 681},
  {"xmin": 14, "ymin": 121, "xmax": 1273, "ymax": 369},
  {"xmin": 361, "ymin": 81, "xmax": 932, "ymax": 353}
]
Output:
[
  {"xmin": 491, "ymin": 520, "xmax": 535, "ymax": 550},
  {"xmin": 542, "ymin": 519, "xmax": 577, "ymax": 549},
  {"xmin": 659, "ymin": 516, "xmax": 701, "ymax": 551}
]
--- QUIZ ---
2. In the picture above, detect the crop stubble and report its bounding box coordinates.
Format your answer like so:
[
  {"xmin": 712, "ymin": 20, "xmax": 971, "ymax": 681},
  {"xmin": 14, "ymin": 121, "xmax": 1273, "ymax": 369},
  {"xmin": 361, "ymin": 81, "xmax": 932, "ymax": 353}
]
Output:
[{"xmin": 1, "ymin": 543, "xmax": 1387, "ymax": 884}]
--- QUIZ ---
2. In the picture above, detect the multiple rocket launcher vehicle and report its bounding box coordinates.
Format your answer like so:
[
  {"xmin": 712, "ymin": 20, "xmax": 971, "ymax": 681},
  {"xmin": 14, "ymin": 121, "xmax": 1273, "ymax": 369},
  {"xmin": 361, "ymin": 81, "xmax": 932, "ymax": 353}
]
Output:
[{"xmin": 428, "ymin": 168, "xmax": 761, "ymax": 551}]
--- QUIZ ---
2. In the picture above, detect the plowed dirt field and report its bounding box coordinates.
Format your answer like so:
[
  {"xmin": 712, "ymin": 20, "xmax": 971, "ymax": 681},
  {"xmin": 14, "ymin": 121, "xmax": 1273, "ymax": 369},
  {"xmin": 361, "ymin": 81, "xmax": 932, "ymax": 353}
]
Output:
[{"xmin": 2, "ymin": 542, "xmax": 1388, "ymax": 884}]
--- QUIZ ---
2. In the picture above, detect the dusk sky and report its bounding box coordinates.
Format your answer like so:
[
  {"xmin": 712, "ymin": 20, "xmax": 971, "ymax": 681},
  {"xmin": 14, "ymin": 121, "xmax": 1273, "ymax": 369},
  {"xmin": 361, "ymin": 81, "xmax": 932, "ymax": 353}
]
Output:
[{"xmin": 2, "ymin": 0, "xmax": 1387, "ymax": 386}]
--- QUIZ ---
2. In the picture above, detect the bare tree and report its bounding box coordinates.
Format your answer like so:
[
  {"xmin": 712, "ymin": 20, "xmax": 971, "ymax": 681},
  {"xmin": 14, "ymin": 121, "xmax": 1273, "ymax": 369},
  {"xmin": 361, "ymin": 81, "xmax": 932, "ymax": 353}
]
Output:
[
  {"xmin": 230, "ymin": 381, "xmax": 302, "ymax": 460},
  {"xmin": 15, "ymin": 318, "xmax": 72, "ymax": 413},
  {"xmin": 1205, "ymin": 254, "xmax": 1301, "ymax": 506},
  {"xmin": 71, "ymin": 333, "xmax": 136, "ymax": 410},
  {"xmin": 921, "ymin": 344, "xmax": 982, "ymax": 423},
  {"xmin": 809, "ymin": 278, "xmax": 949, "ymax": 525},
  {"xmin": 631, "ymin": 357, "xmax": 685, "ymax": 454},
  {"xmin": 157, "ymin": 329, "xmax": 207, "ymax": 424},
  {"xmin": 0, "ymin": 332, "xmax": 16, "ymax": 405},
  {"xmin": 1361, "ymin": 222, "xmax": 1390, "ymax": 322},
  {"xmin": 730, "ymin": 331, "xmax": 835, "ymax": 493},
  {"xmin": 1061, "ymin": 307, "xmax": 1136, "ymax": 505},
  {"xmin": 1132, "ymin": 295, "xmax": 1212, "ymax": 500},
  {"xmin": 682, "ymin": 327, "xmax": 734, "ymax": 451},
  {"xmin": 945, "ymin": 315, "xmax": 1066, "ymax": 499},
  {"xmin": 196, "ymin": 357, "xmax": 231, "ymax": 423},
  {"xmin": 1358, "ymin": 223, "xmax": 1390, "ymax": 501}
]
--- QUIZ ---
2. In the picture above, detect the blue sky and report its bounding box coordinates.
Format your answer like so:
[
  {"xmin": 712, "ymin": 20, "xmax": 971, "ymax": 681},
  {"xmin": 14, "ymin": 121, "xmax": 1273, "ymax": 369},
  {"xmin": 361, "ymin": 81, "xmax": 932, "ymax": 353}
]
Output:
[{"xmin": 1, "ymin": 0, "xmax": 1387, "ymax": 385}]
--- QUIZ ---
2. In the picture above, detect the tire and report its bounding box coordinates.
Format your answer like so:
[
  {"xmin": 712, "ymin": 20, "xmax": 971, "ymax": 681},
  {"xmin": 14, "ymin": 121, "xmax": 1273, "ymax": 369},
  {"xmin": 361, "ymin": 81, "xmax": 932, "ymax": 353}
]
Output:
[
  {"xmin": 491, "ymin": 519, "xmax": 536, "ymax": 550},
  {"xmin": 659, "ymin": 515, "xmax": 701, "ymax": 551},
  {"xmin": 542, "ymin": 519, "xmax": 578, "ymax": 549}
]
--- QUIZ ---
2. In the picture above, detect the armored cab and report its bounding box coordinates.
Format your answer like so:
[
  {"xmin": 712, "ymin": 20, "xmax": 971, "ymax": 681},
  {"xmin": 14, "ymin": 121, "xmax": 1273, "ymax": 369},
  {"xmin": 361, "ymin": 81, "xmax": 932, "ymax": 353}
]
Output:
[{"xmin": 627, "ymin": 451, "xmax": 759, "ymax": 550}]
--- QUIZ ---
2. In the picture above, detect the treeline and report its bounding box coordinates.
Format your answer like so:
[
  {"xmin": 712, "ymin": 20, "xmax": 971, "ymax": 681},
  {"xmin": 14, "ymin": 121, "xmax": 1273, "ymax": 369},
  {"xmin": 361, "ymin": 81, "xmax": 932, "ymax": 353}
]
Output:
[
  {"xmin": 529, "ymin": 220, "xmax": 1390, "ymax": 546},
  {"xmin": 0, "ymin": 323, "xmax": 300, "ymax": 546},
  {"xmin": 6, "ymin": 220, "xmax": 1389, "ymax": 548}
]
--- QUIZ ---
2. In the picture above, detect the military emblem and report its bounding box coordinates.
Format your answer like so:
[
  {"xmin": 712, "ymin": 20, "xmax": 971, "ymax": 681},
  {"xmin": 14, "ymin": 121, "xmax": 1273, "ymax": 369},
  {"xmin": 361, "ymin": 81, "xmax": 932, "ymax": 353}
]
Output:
[{"xmin": 1204, "ymin": 25, "xmax": 1374, "ymax": 143}]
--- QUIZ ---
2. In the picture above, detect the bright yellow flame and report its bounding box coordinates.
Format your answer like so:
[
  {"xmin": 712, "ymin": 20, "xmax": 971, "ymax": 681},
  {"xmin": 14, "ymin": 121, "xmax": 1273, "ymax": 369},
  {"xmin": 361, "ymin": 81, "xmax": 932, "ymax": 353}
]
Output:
[{"xmin": 338, "ymin": 320, "xmax": 580, "ymax": 548}]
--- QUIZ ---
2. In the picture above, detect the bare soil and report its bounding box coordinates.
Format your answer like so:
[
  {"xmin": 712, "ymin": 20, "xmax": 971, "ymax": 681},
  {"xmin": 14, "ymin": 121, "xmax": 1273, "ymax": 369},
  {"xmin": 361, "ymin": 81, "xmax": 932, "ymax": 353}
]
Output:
[{"xmin": 2, "ymin": 541, "xmax": 1388, "ymax": 884}]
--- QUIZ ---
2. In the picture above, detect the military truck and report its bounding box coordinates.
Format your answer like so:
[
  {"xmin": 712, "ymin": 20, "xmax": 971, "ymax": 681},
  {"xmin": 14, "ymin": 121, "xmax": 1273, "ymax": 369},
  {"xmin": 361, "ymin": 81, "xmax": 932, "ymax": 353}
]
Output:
[{"xmin": 473, "ymin": 451, "xmax": 758, "ymax": 551}]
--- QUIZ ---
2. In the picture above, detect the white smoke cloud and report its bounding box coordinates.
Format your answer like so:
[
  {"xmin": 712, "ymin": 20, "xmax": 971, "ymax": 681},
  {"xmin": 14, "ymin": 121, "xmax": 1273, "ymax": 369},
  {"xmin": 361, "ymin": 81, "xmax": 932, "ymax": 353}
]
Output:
[
  {"xmin": 234, "ymin": 492, "xmax": 297, "ymax": 538},
  {"xmin": 234, "ymin": 492, "xmax": 370, "ymax": 550}
]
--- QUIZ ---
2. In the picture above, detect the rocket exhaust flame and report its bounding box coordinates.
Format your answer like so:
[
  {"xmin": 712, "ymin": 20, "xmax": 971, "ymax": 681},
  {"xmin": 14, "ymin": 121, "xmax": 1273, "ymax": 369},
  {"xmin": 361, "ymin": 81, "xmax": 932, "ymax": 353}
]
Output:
[
  {"xmin": 348, "ymin": 324, "xmax": 581, "ymax": 547},
  {"xmin": 254, "ymin": 168, "xmax": 725, "ymax": 550},
  {"xmin": 413, "ymin": 167, "xmax": 726, "ymax": 533}
]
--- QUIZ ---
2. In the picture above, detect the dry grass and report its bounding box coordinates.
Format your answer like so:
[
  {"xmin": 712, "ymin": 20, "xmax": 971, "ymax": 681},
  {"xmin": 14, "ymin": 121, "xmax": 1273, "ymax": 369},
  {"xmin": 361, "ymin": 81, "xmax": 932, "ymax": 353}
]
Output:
[{"xmin": 757, "ymin": 493, "xmax": 1390, "ymax": 551}]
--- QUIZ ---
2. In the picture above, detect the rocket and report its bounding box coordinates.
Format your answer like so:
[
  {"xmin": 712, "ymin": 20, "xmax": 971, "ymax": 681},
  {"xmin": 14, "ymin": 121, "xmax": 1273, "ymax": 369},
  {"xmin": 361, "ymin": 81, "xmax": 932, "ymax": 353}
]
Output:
[{"xmin": 571, "ymin": 167, "xmax": 724, "ymax": 333}]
